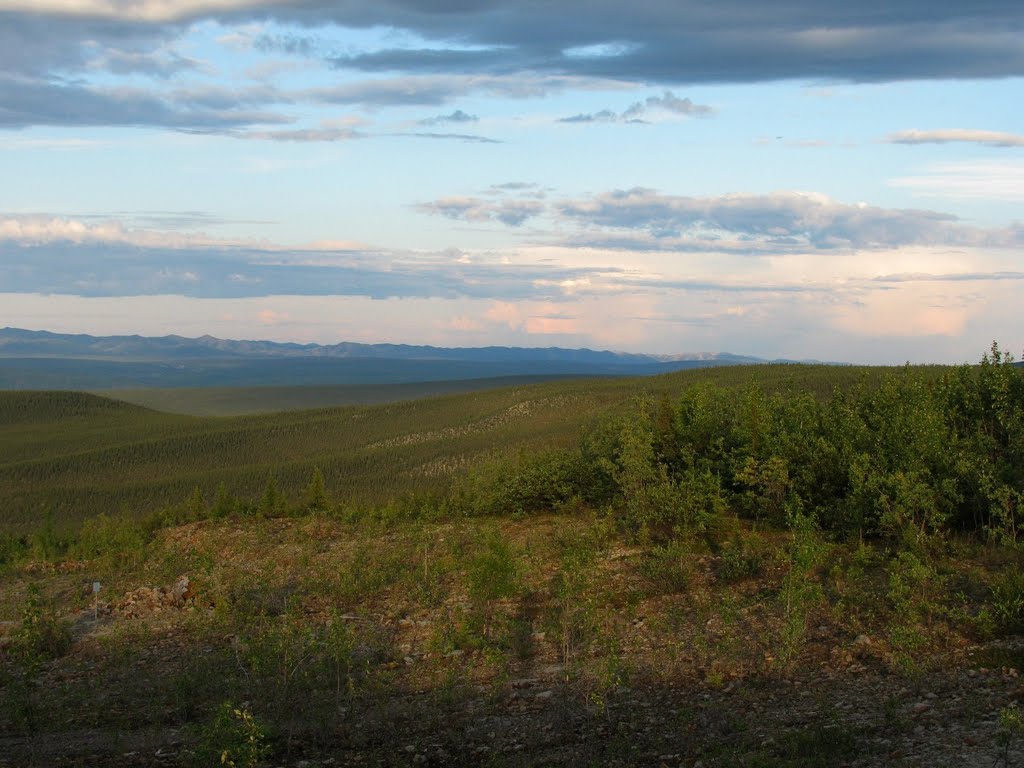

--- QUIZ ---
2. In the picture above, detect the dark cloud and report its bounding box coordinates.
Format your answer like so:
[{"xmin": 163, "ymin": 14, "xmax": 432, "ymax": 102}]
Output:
[
  {"xmin": 0, "ymin": 1, "xmax": 1020, "ymax": 135},
  {"xmin": 0, "ymin": 11, "xmax": 179, "ymax": 79},
  {"xmin": 307, "ymin": 74, "xmax": 595, "ymax": 108},
  {"xmin": 419, "ymin": 109, "xmax": 479, "ymax": 125},
  {"xmin": 0, "ymin": 76, "xmax": 291, "ymax": 130},
  {"xmin": 94, "ymin": 48, "xmax": 203, "ymax": 78},
  {"xmin": 269, "ymin": 1, "xmax": 1024, "ymax": 84}
]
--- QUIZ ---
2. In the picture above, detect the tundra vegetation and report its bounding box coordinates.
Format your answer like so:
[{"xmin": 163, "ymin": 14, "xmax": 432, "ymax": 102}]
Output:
[{"xmin": 1, "ymin": 344, "xmax": 1023, "ymax": 766}]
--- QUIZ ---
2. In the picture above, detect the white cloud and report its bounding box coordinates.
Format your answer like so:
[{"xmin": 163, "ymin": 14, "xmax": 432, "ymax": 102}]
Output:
[
  {"xmin": 890, "ymin": 160, "xmax": 1024, "ymax": 202},
  {"xmin": 887, "ymin": 129, "xmax": 1024, "ymax": 148}
]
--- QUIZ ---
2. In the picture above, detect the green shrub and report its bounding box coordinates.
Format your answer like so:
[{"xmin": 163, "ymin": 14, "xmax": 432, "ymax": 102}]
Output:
[
  {"xmin": 196, "ymin": 701, "xmax": 269, "ymax": 768},
  {"xmin": 989, "ymin": 568, "xmax": 1024, "ymax": 635},
  {"xmin": 467, "ymin": 531, "xmax": 521, "ymax": 602},
  {"xmin": 715, "ymin": 534, "xmax": 768, "ymax": 583},
  {"xmin": 639, "ymin": 538, "xmax": 697, "ymax": 593},
  {"xmin": 10, "ymin": 585, "xmax": 73, "ymax": 668},
  {"xmin": 459, "ymin": 448, "xmax": 588, "ymax": 516},
  {"xmin": 74, "ymin": 512, "xmax": 147, "ymax": 571}
]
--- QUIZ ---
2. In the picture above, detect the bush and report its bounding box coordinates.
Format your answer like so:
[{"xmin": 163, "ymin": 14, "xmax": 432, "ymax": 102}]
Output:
[
  {"xmin": 9, "ymin": 585, "xmax": 73, "ymax": 668},
  {"xmin": 74, "ymin": 512, "xmax": 147, "ymax": 571},
  {"xmin": 715, "ymin": 533, "xmax": 768, "ymax": 583},
  {"xmin": 196, "ymin": 701, "xmax": 269, "ymax": 768},
  {"xmin": 458, "ymin": 448, "xmax": 588, "ymax": 516},
  {"xmin": 989, "ymin": 569, "xmax": 1024, "ymax": 635}
]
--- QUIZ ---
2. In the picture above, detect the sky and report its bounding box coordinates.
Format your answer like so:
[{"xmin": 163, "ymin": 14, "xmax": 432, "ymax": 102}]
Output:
[{"xmin": 0, "ymin": 1, "xmax": 1022, "ymax": 363}]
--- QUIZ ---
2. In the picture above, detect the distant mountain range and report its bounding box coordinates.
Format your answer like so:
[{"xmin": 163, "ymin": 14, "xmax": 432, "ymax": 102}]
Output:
[
  {"xmin": 0, "ymin": 327, "xmax": 798, "ymax": 389},
  {"xmin": 0, "ymin": 327, "xmax": 768, "ymax": 365}
]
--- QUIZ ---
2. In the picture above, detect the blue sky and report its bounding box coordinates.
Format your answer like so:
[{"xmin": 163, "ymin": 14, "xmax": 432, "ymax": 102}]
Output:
[{"xmin": 0, "ymin": 1, "xmax": 1022, "ymax": 363}]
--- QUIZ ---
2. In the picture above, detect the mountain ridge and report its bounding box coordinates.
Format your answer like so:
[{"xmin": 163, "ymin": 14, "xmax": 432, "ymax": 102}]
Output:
[{"xmin": 0, "ymin": 327, "xmax": 774, "ymax": 366}]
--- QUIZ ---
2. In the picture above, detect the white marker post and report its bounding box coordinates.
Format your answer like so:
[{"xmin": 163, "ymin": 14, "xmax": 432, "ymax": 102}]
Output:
[{"xmin": 92, "ymin": 581, "xmax": 101, "ymax": 619}]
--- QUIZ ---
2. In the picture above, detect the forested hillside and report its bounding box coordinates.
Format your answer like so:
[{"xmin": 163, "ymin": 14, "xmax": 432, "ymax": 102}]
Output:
[{"xmin": 0, "ymin": 363, "xmax": 909, "ymax": 532}]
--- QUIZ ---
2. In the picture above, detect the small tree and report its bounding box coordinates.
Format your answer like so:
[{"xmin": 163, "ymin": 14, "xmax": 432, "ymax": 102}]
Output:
[
  {"xmin": 186, "ymin": 486, "xmax": 206, "ymax": 521},
  {"xmin": 258, "ymin": 474, "xmax": 282, "ymax": 517},
  {"xmin": 212, "ymin": 482, "xmax": 235, "ymax": 519},
  {"xmin": 304, "ymin": 466, "xmax": 329, "ymax": 512}
]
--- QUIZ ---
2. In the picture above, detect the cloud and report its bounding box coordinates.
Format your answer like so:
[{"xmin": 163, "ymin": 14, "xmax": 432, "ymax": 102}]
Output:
[
  {"xmin": 890, "ymin": 160, "xmax": 1024, "ymax": 201},
  {"xmin": 393, "ymin": 132, "xmax": 500, "ymax": 144},
  {"xmin": 555, "ymin": 188, "xmax": 1023, "ymax": 251},
  {"xmin": 871, "ymin": 271, "xmax": 1024, "ymax": 283},
  {"xmin": 559, "ymin": 90, "xmax": 712, "ymax": 124},
  {"xmin": 307, "ymin": 74, "xmax": 619, "ymax": 108},
  {"xmin": 0, "ymin": 75, "xmax": 291, "ymax": 130},
  {"xmin": 89, "ymin": 46, "xmax": 205, "ymax": 78},
  {"xmin": 488, "ymin": 182, "xmax": 543, "ymax": 193},
  {"xmin": 241, "ymin": 126, "xmax": 366, "ymax": 142},
  {"xmin": 623, "ymin": 91, "xmax": 714, "ymax": 118},
  {"xmin": 415, "ymin": 197, "xmax": 545, "ymax": 226},
  {"xmin": 558, "ymin": 109, "xmax": 622, "ymax": 124},
  {"xmin": 418, "ymin": 109, "xmax": 478, "ymax": 125},
  {"xmin": 886, "ymin": 129, "xmax": 1024, "ymax": 148},
  {"xmin": 0, "ymin": 213, "xmax": 606, "ymax": 300},
  {"xmin": 0, "ymin": 0, "xmax": 1019, "ymax": 143},
  {"xmin": 297, "ymin": 2, "xmax": 1024, "ymax": 84},
  {"xmin": 253, "ymin": 31, "xmax": 321, "ymax": 57}
]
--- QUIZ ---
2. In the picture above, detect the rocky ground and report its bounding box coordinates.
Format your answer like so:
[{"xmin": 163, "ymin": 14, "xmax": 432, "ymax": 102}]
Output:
[
  {"xmin": 3, "ymin": 517, "xmax": 1024, "ymax": 767},
  {"xmin": 4, "ymin": 603, "xmax": 1024, "ymax": 767}
]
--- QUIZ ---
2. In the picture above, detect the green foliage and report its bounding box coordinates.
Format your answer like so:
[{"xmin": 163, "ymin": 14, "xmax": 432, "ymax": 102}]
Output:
[
  {"xmin": 30, "ymin": 508, "xmax": 65, "ymax": 561},
  {"xmin": 735, "ymin": 456, "xmax": 792, "ymax": 525},
  {"xmin": 303, "ymin": 466, "xmax": 329, "ymax": 512},
  {"xmin": 74, "ymin": 512, "xmax": 147, "ymax": 571},
  {"xmin": 212, "ymin": 482, "xmax": 236, "ymax": 519},
  {"xmin": 714, "ymin": 533, "xmax": 768, "ymax": 583},
  {"xmin": 467, "ymin": 531, "xmax": 521, "ymax": 602},
  {"xmin": 885, "ymin": 550, "xmax": 944, "ymax": 671},
  {"xmin": 257, "ymin": 474, "xmax": 282, "ymax": 518},
  {"xmin": 186, "ymin": 486, "xmax": 207, "ymax": 520},
  {"xmin": 989, "ymin": 568, "xmax": 1024, "ymax": 635},
  {"xmin": 9, "ymin": 585, "xmax": 73, "ymax": 669},
  {"xmin": 775, "ymin": 509, "xmax": 827, "ymax": 670},
  {"xmin": 197, "ymin": 701, "xmax": 269, "ymax": 768},
  {"xmin": 458, "ymin": 447, "xmax": 589, "ymax": 516},
  {"xmin": 639, "ymin": 537, "xmax": 697, "ymax": 593},
  {"xmin": 997, "ymin": 702, "xmax": 1024, "ymax": 768},
  {"xmin": 0, "ymin": 532, "xmax": 28, "ymax": 568}
]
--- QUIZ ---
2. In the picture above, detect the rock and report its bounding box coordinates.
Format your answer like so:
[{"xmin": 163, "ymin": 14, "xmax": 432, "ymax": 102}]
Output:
[{"xmin": 912, "ymin": 702, "xmax": 931, "ymax": 715}]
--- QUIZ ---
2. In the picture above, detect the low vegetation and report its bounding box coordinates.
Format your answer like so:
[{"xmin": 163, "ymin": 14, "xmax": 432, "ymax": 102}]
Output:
[{"xmin": 1, "ymin": 345, "xmax": 1022, "ymax": 765}]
